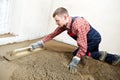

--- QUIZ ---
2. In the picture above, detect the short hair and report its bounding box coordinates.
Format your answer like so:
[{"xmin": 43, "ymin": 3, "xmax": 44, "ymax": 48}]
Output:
[{"xmin": 53, "ymin": 7, "xmax": 69, "ymax": 17}]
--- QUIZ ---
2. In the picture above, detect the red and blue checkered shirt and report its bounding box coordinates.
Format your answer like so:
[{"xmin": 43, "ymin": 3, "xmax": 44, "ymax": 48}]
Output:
[{"xmin": 42, "ymin": 17, "xmax": 90, "ymax": 58}]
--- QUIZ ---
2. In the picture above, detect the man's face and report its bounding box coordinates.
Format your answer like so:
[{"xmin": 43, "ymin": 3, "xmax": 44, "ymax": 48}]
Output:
[{"xmin": 54, "ymin": 14, "xmax": 67, "ymax": 27}]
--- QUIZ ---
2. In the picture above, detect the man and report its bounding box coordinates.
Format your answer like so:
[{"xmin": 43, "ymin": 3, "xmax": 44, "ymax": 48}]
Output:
[{"xmin": 30, "ymin": 7, "xmax": 120, "ymax": 73}]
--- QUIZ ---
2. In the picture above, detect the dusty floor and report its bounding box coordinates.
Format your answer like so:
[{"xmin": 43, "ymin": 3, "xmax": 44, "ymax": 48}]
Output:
[{"xmin": 0, "ymin": 39, "xmax": 120, "ymax": 80}]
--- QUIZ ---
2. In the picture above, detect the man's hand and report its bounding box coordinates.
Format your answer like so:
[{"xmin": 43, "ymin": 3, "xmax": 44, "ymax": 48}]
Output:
[
  {"xmin": 29, "ymin": 40, "xmax": 43, "ymax": 51},
  {"xmin": 68, "ymin": 56, "xmax": 80, "ymax": 74}
]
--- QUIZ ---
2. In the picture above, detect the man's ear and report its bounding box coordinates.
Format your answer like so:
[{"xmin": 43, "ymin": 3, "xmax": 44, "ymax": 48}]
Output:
[{"xmin": 63, "ymin": 14, "xmax": 68, "ymax": 20}]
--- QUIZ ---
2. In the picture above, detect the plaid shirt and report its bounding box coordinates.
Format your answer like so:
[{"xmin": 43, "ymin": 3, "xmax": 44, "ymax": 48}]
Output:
[{"xmin": 42, "ymin": 17, "xmax": 90, "ymax": 58}]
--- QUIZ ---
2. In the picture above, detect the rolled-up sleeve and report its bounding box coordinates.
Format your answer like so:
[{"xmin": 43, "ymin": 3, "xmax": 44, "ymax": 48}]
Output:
[{"xmin": 42, "ymin": 27, "xmax": 66, "ymax": 43}]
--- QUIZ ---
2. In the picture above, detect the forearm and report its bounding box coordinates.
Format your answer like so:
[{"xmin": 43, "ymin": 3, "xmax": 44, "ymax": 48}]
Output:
[
  {"xmin": 42, "ymin": 32, "xmax": 56, "ymax": 43},
  {"xmin": 42, "ymin": 27, "xmax": 66, "ymax": 43},
  {"xmin": 76, "ymin": 48, "xmax": 86, "ymax": 58}
]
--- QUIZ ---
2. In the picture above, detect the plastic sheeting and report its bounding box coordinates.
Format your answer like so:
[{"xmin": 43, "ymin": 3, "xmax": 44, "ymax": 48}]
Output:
[
  {"xmin": 0, "ymin": 0, "xmax": 10, "ymax": 34},
  {"xmin": 0, "ymin": 33, "xmax": 45, "ymax": 46}
]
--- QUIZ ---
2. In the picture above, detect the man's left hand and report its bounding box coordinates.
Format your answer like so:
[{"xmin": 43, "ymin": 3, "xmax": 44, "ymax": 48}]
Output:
[{"xmin": 68, "ymin": 56, "xmax": 80, "ymax": 74}]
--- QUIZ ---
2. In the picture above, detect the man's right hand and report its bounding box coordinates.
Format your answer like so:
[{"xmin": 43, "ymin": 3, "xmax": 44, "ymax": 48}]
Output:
[{"xmin": 29, "ymin": 40, "xmax": 43, "ymax": 51}]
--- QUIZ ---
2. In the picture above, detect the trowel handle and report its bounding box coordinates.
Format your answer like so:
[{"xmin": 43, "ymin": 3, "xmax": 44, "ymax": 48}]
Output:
[{"xmin": 13, "ymin": 46, "xmax": 31, "ymax": 53}]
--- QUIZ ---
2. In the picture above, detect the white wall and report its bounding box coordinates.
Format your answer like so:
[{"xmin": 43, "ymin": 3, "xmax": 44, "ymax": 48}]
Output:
[
  {"xmin": 48, "ymin": 0, "xmax": 120, "ymax": 54},
  {"xmin": 8, "ymin": 0, "xmax": 52, "ymax": 37}
]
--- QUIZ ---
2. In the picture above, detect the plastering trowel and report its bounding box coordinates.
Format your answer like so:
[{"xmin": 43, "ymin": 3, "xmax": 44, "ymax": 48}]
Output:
[{"xmin": 3, "ymin": 46, "xmax": 44, "ymax": 61}]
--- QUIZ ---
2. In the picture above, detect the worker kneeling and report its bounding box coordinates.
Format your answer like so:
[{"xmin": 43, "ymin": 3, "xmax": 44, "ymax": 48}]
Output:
[{"xmin": 29, "ymin": 7, "xmax": 120, "ymax": 74}]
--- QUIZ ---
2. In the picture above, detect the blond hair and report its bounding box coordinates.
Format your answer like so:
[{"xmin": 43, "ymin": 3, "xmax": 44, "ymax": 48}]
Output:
[{"xmin": 53, "ymin": 7, "xmax": 69, "ymax": 17}]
